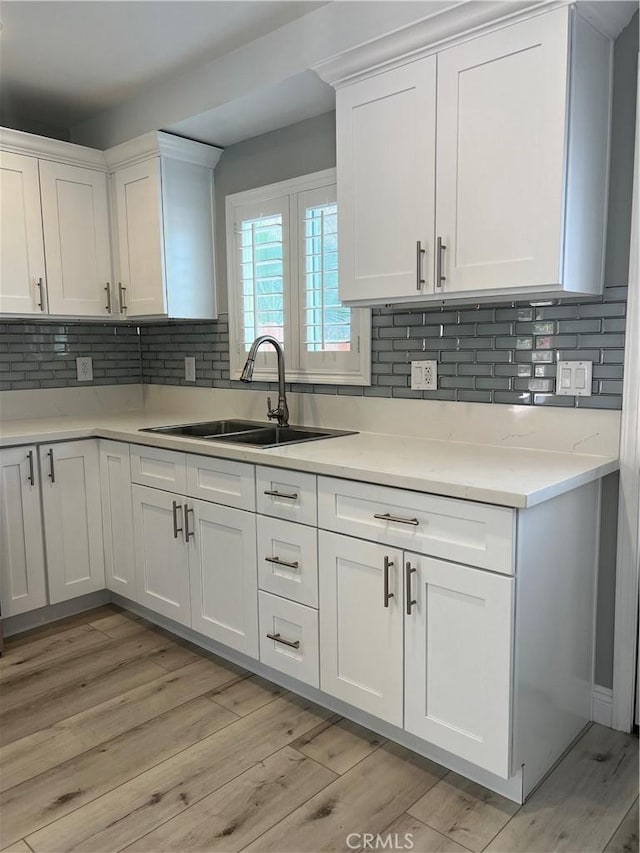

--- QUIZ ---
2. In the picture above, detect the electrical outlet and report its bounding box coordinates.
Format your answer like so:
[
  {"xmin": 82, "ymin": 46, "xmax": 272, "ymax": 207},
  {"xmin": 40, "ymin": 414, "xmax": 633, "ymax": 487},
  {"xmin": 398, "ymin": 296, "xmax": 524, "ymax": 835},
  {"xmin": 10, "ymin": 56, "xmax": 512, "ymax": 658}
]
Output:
[
  {"xmin": 184, "ymin": 357, "xmax": 196, "ymax": 383},
  {"xmin": 76, "ymin": 356, "xmax": 93, "ymax": 382},
  {"xmin": 411, "ymin": 360, "xmax": 437, "ymax": 391}
]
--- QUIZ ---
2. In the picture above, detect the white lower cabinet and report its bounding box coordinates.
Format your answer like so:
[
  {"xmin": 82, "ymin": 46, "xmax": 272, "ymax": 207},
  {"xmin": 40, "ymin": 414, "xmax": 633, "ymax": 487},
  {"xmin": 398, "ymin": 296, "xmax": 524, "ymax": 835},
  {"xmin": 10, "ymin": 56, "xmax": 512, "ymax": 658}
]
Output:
[
  {"xmin": 39, "ymin": 440, "xmax": 105, "ymax": 604},
  {"xmin": 100, "ymin": 440, "xmax": 136, "ymax": 599},
  {"xmin": 404, "ymin": 551, "xmax": 514, "ymax": 778},
  {"xmin": 319, "ymin": 531, "xmax": 404, "ymax": 726},
  {"xmin": 0, "ymin": 445, "xmax": 47, "ymax": 615},
  {"xmin": 131, "ymin": 484, "xmax": 191, "ymax": 625},
  {"xmin": 259, "ymin": 591, "xmax": 319, "ymax": 687},
  {"xmin": 189, "ymin": 499, "xmax": 258, "ymax": 657},
  {"xmin": 318, "ymin": 529, "xmax": 514, "ymax": 777}
]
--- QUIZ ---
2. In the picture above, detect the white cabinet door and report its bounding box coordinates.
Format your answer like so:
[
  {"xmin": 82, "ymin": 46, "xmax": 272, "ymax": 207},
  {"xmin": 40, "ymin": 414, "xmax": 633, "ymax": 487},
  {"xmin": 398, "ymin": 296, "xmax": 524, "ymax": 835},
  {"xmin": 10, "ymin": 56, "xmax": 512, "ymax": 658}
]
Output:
[
  {"xmin": 0, "ymin": 446, "xmax": 47, "ymax": 616},
  {"xmin": 188, "ymin": 499, "xmax": 258, "ymax": 658},
  {"xmin": 39, "ymin": 440, "xmax": 105, "ymax": 604},
  {"xmin": 336, "ymin": 55, "xmax": 436, "ymax": 302},
  {"xmin": 132, "ymin": 484, "xmax": 190, "ymax": 625},
  {"xmin": 39, "ymin": 161, "xmax": 112, "ymax": 316},
  {"xmin": 100, "ymin": 441, "xmax": 136, "ymax": 600},
  {"xmin": 113, "ymin": 158, "xmax": 166, "ymax": 317},
  {"xmin": 404, "ymin": 552, "xmax": 514, "ymax": 777},
  {"xmin": 436, "ymin": 9, "xmax": 569, "ymax": 293},
  {"xmin": 319, "ymin": 531, "xmax": 403, "ymax": 726},
  {"xmin": 0, "ymin": 152, "xmax": 46, "ymax": 314}
]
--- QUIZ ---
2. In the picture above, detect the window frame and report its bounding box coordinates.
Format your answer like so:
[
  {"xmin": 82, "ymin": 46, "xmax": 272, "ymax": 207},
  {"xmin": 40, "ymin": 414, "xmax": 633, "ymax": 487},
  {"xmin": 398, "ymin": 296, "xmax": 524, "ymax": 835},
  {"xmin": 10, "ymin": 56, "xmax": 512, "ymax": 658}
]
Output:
[{"xmin": 226, "ymin": 169, "xmax": 371, "ymax": 385}]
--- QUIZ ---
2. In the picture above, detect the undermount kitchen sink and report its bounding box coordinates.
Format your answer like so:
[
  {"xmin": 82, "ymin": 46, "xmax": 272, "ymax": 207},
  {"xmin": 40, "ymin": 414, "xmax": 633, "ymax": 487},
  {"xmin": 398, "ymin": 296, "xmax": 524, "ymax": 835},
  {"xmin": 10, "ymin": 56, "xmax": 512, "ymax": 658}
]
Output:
[
  {"xmin": 140, "ymin": 420, "xmax": 356, "ymax": 447},
  {"xmin": 141, "ymin": 419, "xmax": 266, "ymax": 438}
]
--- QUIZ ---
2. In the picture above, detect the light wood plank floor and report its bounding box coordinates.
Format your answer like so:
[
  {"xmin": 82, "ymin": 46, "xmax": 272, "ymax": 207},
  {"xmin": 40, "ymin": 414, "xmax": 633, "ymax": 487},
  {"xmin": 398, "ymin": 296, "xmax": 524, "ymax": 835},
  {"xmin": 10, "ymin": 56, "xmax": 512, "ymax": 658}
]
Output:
[{"xmin": 0, "ymin": 606, "xmax": 637, "ymax": 853}]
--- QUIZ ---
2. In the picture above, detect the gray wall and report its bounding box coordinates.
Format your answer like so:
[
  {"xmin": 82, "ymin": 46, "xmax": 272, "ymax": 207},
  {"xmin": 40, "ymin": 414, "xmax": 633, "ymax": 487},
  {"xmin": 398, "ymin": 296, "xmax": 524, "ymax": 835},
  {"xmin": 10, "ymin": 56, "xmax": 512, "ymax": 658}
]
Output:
[{"xmin": 213, "ymin": 112, "xmax": 337, "ymax": 313}]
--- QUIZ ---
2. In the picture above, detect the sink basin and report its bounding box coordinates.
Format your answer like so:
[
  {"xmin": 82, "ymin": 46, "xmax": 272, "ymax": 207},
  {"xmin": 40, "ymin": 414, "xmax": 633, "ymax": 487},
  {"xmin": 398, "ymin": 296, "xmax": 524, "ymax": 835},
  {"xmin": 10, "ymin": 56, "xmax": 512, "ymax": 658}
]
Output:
[
  {"xmin": 139, "ymin": 420, "xmax": 356, "ymax": 447},
  {"xmin": 213, "ymin": 425, "xmax": 355, "ymax": 447},
  {"xmin": 140, "ymin": 419, "xmax": 267, "ymax": 438}
]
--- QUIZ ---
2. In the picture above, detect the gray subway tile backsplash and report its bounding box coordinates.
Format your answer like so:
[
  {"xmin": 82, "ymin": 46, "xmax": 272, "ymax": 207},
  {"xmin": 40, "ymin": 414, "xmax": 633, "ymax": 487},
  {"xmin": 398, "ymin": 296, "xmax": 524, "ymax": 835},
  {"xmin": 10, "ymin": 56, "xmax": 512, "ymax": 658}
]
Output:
[
  {"xmin": 1, "ymin": 285, "xmax": 627, "ymax": 410},
  {"xmin": 0, "ymin": 321, "xmax": 141, "ymax": 392}
]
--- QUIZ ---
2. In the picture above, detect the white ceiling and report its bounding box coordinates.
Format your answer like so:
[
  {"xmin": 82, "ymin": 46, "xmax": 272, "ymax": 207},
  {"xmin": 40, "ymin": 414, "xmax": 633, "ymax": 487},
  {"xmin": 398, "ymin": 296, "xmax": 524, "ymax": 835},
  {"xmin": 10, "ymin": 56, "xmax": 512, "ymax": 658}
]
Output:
[{"xmin": 0, "ymin": 1, "xmax": 327, "ymax": 129}]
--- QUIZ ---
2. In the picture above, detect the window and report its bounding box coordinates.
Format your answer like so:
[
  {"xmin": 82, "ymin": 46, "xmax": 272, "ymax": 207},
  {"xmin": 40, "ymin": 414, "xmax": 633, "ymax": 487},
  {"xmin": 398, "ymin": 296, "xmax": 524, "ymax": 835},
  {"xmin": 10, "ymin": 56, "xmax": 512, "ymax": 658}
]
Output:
[{"xmin": 226, "ymin": 169, "xmax": 370, "ymax": 385}]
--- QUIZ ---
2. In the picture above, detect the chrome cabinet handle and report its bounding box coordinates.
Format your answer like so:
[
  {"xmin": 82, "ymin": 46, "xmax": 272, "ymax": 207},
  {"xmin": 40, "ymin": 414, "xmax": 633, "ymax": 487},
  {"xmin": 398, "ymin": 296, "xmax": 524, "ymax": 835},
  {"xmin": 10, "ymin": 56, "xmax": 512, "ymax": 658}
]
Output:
[
  {"xmin": 436, "ymin": 237, "xmax": 447, "ymax": 289},
  {"xmin": 416, "ymin": 240, "xmax": 426, "ymax": 291},
  {"xmin": 105, "ymin": 282, "xmax": 112, "ymax": 314},
  {"xmin": 27, "ymin": 450, "xmax": 35, "ymax": 486},
  {"xmin": 374, "ymin": 512, "xmax": 419, "ymax": 526},
  {"xmin": 172, "ymin": 500, "xmax": 183, "ymax": 539},
  {"xmin": 118, "ymin": 282, "xmax": 128, "ymax": 314},
  {"xmin": 184, "ymin": 504, "xmax": 194, "ymax": 541},
  {"xmin": 266, "ymin": 632, "xmax": 300, "ymax": 650},
  {"xmin": 36, "ymin": 277, "xmax": 46, "ymax": 311},
  {"xmin": 264, "ymin": 489, "xmax": 298, "ymax": 501},
  {"xmin": 265, "ymin": 555, "xmax": 299, "ymax": 569},
  {"xmin": 406, "ymin": 562, "xmax": 417, "ymax": 616},
  {"xmin": 383, "ymin": 555, "xmax": 394, "ymax": 608},
  {"xmin": 47, "ymin": 448, "xmax": 55, "ymax": 483}
]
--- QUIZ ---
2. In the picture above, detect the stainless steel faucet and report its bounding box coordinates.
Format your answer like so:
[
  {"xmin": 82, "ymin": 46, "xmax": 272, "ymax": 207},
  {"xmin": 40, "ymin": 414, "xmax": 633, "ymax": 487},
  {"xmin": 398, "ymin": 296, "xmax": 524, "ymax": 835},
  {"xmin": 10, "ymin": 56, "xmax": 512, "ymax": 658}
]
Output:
[{"xmin": 240, "ymin": 335, "xmax": 290, "ymax": 428}]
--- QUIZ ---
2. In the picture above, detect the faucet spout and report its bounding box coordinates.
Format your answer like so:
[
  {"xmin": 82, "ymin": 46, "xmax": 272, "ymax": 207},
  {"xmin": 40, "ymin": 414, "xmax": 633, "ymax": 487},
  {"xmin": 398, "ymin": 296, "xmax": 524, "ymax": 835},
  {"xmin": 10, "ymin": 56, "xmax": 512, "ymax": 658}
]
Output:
[{"xmin": 240, "ymin": 335, "xmax": 289, "ymax": 428}]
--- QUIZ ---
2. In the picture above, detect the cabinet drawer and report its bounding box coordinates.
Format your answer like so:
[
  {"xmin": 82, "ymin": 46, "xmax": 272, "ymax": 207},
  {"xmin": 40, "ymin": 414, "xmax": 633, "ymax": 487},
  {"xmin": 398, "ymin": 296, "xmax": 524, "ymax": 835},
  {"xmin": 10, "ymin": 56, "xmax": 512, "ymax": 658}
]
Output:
[
  {"xmin": 258, "ymin": 591, "xmax": 319, "ymax": 688},
  {"xmin": 256, "ymin": 466, "xmax": 317, "ymax": 526},
  {"xmin": 257, "ymin": 517, "xmax": 318, "ymax": 608},
  {"xmin": 130, "ymin": 445, "xmax": 187, "ymax": 493},
  {"xmin": 318, "ymin": 477, "xmax": 514, "ymax": 574},
  {"xmin": 187, "ymin": 455, "xmax": 255, "ymax": 511}
]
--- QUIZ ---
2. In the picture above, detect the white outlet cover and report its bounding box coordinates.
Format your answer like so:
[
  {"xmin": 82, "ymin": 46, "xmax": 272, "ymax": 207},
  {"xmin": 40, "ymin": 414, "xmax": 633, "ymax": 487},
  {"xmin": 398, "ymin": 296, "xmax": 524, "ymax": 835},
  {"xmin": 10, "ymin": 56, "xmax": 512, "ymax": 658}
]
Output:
[
  {"xmin": 184, "ymin": 356, "xmax": 196, "ymax": 383},
  {"xmin": 411, "ymin": 360, "xmax": 437, "ymax": 391},
  {"xmin": 556, "ymin": 360, "xmax": 592, "ymax": 396},
  {"xmin": 76, "ymin": 356, "xmax": 93, "ymax": 382}
]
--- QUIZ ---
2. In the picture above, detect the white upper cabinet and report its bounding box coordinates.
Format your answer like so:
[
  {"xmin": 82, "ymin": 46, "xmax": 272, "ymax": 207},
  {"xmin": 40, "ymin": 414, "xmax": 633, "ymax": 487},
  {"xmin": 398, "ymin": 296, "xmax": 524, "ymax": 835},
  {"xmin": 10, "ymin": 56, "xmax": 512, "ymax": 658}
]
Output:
[
  {"xmin": 336, "ymin": 55, "xmax": 436, "ymax": 302},
  {"xmin": 106, "ymin": 132, "xmax": 222, "ymax": 319},
  {"xmin": 0, "ymin": 130, "xmax": 113, "ymax": 318},
  {"xmin": 39, "ymin": 160, "xmax": 112, "ymax": 316},
  {"xmin": 0, "ymin": 151, "xmax": 47, "ymax": 314},
  {"xmin": 327, "ymin": 6, "xmax": 613, "ymax": 306},
  {"xmin": 435, "ymin": 8, "xmax": 610, "ymax": 298}
]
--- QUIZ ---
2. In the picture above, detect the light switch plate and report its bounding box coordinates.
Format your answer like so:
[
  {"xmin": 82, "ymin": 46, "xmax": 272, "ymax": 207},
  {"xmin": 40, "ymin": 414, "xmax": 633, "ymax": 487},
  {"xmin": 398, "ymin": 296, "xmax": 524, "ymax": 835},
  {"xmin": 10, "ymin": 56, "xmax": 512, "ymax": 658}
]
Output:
[
  {"xmin": 76, "ymin": 356, "xmax": 93, "ymax": 382},
  {"xmin": 411, "ymin": 360, "xmax": 437, "ymax": 391},
  {"xmin": 184, "ymin": 356, "xmax": 196, "ymax": 383},
  {"xmin": 556, "ymin": 360, "xmax": 592, "ymax": 396}
]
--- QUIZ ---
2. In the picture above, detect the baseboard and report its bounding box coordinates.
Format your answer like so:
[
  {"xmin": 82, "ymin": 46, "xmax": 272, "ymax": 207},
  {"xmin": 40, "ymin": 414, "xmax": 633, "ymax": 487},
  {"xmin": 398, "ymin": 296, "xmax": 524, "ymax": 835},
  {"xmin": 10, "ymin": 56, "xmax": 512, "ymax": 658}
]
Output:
[
  {"xmin": 592, "ymin": 684, "xmax": 614, "ymax": 727},
  {"xmin": 2, "ymin": 590, "xmax": 111, "ymax": 637}
]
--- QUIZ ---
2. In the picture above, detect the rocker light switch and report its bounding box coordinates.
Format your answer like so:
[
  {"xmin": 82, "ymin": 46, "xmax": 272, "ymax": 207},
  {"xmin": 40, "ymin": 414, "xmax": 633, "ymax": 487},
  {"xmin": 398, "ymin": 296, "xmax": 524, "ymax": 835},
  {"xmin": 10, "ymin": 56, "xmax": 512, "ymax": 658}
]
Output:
[{"xmin": 556, "ymin": 361, "xmax": 592, "ymax": 396}]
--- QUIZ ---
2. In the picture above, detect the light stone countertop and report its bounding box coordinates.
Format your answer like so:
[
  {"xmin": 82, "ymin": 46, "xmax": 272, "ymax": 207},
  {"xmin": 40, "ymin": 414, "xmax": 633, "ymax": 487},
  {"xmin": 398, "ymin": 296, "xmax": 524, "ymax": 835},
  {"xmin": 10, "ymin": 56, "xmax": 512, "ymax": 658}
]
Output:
[{"xmin": 0, "ymin": 409, "xmax": 618, "ymax": 509}]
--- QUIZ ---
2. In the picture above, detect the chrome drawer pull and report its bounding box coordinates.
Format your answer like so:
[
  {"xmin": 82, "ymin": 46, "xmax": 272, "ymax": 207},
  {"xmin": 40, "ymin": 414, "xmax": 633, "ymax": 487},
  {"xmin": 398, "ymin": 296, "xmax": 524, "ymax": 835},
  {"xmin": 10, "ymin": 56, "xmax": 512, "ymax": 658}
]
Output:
[
  {"xmin": 265, "ymin": 556, "xmax": 299, "ymax": 570},
  {"xmin": 105, "ymin": 282, "xmax": 112, "ymax": 313},
  {"xmin": 184, "ymin": 504, "xmax": 194, "ymax": 541},
  {"xmin": 118, "ymin": 282, "xmax": 128, "ymax": 313},
  {"xmin": 172, "ymin": 500, "xmax": 183, "ymax": 539},
  {"xmin": 266, "ymin": 632, "xmax": 300, "ymax": 650},
  {"xmin": 383, "ymin": 555, "xmax": 394, "ymax": 608},
  {"xmin": 406, "ymin": 562, "xmax": 417, "ymax": 616},
  {"xmin": 264, "ymin": 489, "xmax": 298, "ymax": 501},
  {"xmin": 436, "ymin": 236, "xmax": 447, "ymax": 289},
  {"xmin": 374, "ymin": 512, "xmax": 419, "ymax": 526},
  {"xmin": 416, "ymin": 240, "xmax": 426, "ymax": 291},
  {"xmin": 47, "ymin": 448, "xmax": 55, "ymax": 483}
]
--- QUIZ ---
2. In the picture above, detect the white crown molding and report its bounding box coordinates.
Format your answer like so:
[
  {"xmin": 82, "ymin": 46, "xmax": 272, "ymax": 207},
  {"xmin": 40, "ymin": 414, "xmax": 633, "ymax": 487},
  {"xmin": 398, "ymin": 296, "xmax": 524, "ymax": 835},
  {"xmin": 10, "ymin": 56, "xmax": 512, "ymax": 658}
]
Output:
[
  {"xmin": 0, "ymin": 126, "xmax": 107, "ymax": 170},
  {"xmin": 104, "ymin": 131, "xmax": 223, "ymax": 170},
  {"xmin": 313, "ymin": 0, "xmax": 631, "ymax": 88}
]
